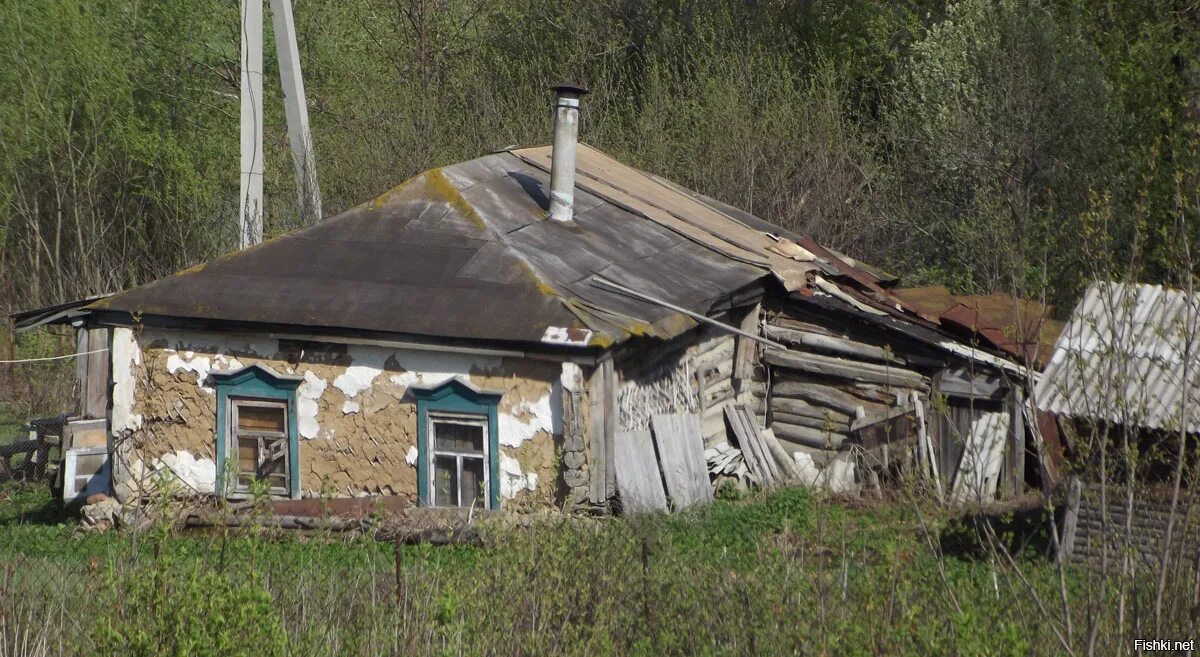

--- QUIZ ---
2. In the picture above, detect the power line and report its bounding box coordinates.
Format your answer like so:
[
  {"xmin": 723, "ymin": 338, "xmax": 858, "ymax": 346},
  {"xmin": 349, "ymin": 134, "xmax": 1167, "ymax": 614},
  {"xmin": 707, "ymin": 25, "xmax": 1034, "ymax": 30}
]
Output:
[{"xmin": 0, "ymin": 348, "xmax": 108, "ymax": 364}]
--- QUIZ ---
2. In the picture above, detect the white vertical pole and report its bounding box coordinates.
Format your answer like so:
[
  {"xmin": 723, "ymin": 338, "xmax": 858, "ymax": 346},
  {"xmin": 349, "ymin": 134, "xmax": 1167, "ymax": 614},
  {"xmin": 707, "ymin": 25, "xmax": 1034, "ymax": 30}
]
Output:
[
  {"xmin": 269, "ymin": 0, "xmax": 322, "ymax": 224},
  {"xmin": 239, "ymin": 0, "xmax": 265, "ymax": 248}
]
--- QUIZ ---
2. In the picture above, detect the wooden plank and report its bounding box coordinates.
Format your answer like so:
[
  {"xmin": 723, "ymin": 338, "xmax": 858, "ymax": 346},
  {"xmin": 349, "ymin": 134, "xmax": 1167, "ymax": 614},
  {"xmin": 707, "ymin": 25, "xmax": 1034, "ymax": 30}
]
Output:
[
  {"xmin": 949, "ymin": 411, "xmax": 1009, "ymax": 504},
  {"xmin": 1058, "ymin": 476, "xmax": 1081, "ymax": 563},
  {"xmin": 770, "ymin": 423, "xmax": 849, "ymax": 450},
  {"xmin": 74, "ymin": 329, "xmax": 88, "ymax": 417},
  {"xmin": 82, "ymin": 328, "xmax": 109, "ymax": 419},
  {"xmin": 650, "ymin": 413, "xmax": 713, "ymax": 509},
  {"xmin": 588, "ymin": 359, "xmax": 611, "ymax": 504},
  {"xmin": 764, "ymin": 325, "xmax": 900, "ymax": 364},
  {"xmin": 724, "ymin": 406, "xmax": 773, "ymax": 486},
  {"xmin": 765, "ymin": 348, "xmax": 927, "ymax": 389},
  {"xmin": 736, "ymin": 403, "xmax": 783, "ymax": 484},
  {"xmin": 1004, "ymin": 388, "xmax": 1026, "ymax": 498},
  {"xmin": 613, "ymin": 429, "xmax": 668, "ymax": 513},
  {"xmin": 857, "ymin": 436, "xmax": 916, "ymax": 469},
  {"xmin": 733, "ymin": 304, "xmax": 761, "ymax": 383},
  {"xmin": 602, "ymin": 359, "xmax": 617, "ymax": 500}
]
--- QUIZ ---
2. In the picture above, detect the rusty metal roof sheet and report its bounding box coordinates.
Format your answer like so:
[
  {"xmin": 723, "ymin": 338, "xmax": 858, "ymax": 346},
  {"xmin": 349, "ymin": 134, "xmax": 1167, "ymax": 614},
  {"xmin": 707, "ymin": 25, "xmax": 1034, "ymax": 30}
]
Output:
[
  {"xmin": 1035, "ymin": 282, "xmax": 1200, "ymax": 433},
  {"xmin": 892, "ymin": 286, "xmax": 1063, "ymax": 367},
  {"xmin": 93, "ymin": 148, "xmax": 772, "ymax": 347}
]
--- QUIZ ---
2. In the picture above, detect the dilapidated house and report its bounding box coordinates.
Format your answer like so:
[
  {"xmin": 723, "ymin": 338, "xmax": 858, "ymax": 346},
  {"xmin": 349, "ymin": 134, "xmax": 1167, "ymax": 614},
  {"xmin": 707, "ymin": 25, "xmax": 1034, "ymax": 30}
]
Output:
[{"xmin": 16, "ymin": 87, "xmax": 1062, "ymax": 515}]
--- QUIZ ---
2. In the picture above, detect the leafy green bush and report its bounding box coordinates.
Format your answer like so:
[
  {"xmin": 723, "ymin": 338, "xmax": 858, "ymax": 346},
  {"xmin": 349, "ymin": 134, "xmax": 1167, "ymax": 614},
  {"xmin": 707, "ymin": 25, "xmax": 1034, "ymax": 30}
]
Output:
[{"xmin": 94, "ymin": 551, "xmax": 287, "ymax": 657}]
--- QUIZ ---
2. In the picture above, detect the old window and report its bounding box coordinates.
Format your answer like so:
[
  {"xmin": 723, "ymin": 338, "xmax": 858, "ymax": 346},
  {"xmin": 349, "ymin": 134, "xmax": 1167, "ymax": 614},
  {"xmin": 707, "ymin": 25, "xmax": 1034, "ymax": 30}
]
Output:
[
  {"xmin": 231, "ymin": 400, "xmax": 290, "ymax": 494},
  {"xmin": 210, "ymin": 364, "xmax": 302, "ymax": 499},
  {"xmin": 429, "ymin": 415, "xmax": 489, "ymax": 508},
  {"xmin": 410, "ymin": 377, "xmax": 502, "ymax": 509}
]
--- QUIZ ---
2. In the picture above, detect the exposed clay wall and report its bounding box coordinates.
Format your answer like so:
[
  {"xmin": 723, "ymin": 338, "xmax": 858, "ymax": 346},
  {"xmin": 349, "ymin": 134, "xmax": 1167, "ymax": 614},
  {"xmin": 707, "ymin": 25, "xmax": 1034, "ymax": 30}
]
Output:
[{"xmin": 109, "ymin": 326, "xmax": 568, "ymax": 509}]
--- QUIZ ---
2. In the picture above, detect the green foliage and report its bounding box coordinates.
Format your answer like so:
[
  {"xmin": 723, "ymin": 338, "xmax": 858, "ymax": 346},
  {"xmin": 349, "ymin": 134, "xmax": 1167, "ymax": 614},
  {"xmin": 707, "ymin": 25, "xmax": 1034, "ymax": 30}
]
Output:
[
  {"xmin": 94, "ymin": 551, "xmax": 288, "ymax": 657},
  {"xmin": 0, "ymin": 482, "xmax": 1173, "ymax": 656},
  {"xmin": 1, "ymin": 0, "xmax": 1196, "ymax": 320}
]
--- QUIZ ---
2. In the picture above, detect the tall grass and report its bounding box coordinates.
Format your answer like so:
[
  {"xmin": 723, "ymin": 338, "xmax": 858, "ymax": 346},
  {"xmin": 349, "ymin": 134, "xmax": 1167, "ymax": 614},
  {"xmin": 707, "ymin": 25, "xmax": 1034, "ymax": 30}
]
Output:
[{"xmin": 0, "ymin": 482, "xmax": 1179, "ymax": 657}]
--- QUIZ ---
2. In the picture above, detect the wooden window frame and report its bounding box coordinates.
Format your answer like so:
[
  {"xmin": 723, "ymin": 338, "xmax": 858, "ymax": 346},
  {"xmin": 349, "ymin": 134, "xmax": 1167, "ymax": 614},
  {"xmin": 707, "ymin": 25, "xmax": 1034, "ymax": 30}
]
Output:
[
  {"xmin": 228, "ymin": 397, "xmax": 292, "ymax": 497},
  {"xmin": 427, "ymin": 412, "xmax": 491, "ymax": 509},
  {"xmin": 411, "ymin": 377, "xmax": 502, "ymax": 509},
  {"xmin": 211, "ymin": 364, "xmax": 302, "ymax": 499}
]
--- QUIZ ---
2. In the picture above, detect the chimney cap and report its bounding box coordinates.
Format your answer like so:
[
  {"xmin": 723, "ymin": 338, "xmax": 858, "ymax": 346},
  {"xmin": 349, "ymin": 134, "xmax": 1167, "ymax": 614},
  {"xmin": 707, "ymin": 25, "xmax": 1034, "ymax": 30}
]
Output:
[{"xmin": 551, "ymin": 82, "xmax": 589, "ymax": 96}]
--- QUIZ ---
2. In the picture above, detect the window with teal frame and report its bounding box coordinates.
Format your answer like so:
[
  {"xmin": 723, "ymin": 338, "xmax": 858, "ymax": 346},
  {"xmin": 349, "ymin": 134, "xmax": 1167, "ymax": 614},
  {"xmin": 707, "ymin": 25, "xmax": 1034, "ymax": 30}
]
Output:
[
  {"xmin": 210, "ymin": 364, "xmax": 302, "ymax": 499},
  {"xmin": 410, "ymin": 378, "xmax": 501, "ymax": 509}
]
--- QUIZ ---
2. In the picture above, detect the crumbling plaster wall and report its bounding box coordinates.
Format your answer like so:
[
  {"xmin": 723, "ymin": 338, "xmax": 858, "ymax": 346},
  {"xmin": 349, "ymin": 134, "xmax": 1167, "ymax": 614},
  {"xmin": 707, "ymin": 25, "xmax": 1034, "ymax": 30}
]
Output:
[{"xmin": 110, "ymin": 326, "xmax": 567, "ymax": 508}]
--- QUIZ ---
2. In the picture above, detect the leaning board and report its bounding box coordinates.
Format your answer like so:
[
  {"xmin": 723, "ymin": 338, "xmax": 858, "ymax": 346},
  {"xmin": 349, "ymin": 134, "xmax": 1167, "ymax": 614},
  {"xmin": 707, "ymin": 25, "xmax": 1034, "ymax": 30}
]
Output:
[
  {"xmin": 614, "ymin": 429, "xmax": 669, "ymax": 513},
  {"xmin": 651, "ymin": 413, "xmax": 713, "ymax": 510}
]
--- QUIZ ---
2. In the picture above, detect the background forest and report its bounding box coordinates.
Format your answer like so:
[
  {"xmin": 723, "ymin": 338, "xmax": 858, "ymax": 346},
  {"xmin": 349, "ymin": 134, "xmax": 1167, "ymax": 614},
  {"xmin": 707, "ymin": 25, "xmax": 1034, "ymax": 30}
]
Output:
[{"xmin": 1, "ymin": 0, "xmax": 1198, "ymax": 321}]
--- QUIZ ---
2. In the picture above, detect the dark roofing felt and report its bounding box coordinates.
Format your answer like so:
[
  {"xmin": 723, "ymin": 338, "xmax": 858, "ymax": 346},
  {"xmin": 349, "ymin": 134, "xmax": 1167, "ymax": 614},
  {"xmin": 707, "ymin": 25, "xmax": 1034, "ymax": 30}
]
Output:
[{"xmin": 93, "ymin": 147, "xmax": 777, "ymax": 347}]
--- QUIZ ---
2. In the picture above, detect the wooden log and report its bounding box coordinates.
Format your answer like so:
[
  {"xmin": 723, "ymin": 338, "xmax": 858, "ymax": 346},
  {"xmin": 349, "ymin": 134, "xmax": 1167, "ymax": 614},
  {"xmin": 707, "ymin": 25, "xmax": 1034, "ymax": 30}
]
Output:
[
  {"xmin": 768, "ymin": 317, "xmax": 834, "ymax": 337},
  {"xmin": 771, "ymin": 422, "xmax": 850, "ymax": 450},
  {"xmin": 765, "ymin": 348, "xmax": 927, "ymax": 389},
  {"xmin": 761, "ymin": 428, "xmax": 802, "ymax": 481},
  {"xmin": 702, "ymin": 379, "xmax": 735, "ymax": 404},
  {"xmin": 775, "ymin": 440, "xmax": 838, "ymax": 467},
  {"xmin": 769, "ymin": 381, "xmax": 869, "ymax": 417},
  {"xmin": 764, "ymin": 325, "xmax": 900, "ymax": 364},
  {"xmin": 769, "ymin": 397, "xmax": 851, "ymax": 423},
  {"xmin": 695, "ymin": 332, "xmax": 736, "ymax": 359},
  {"xmin": 771, "ymin": 412, "xmax": 850, "ymax": 432},
  {"xmin": 696, "ymin": 347, "xmax": 736, "ymax": 377},
  {"xmin": 850, "ymin": 404, "xmax": 913, "ymax": 432}
]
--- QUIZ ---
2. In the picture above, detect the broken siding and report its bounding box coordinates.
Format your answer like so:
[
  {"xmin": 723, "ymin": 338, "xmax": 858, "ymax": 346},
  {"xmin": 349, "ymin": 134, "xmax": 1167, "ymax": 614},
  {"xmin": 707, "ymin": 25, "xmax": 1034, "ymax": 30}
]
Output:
[
  {"xmin": 759, "ymin": 303, "xmax": 941, "ymax": 490},
  {"xmin": 108, "ymin": 327, "xmax": 563, "ymax": 507},
  {"xmin": 614, "ymin": 320, "xmax": 765, "ymax": 443}
]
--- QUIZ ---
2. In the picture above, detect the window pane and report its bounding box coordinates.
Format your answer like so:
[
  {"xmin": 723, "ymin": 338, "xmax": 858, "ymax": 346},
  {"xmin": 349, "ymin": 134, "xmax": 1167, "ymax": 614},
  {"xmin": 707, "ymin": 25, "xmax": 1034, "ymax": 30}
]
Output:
[
  {"xmin": 75, "ymin": 454, "xmax": 106, "ymax": 477},
  {"xmin": 433, "ymin": 455, "xmax": 458, "ymax": 507},
  {"xmin": 259, "ymin": 437, "xmax": 288, "ymax": 490},
  {"xmin": 433, "ymin": 422, "xmax": 483, "ymax": 453},
  {"xmin": 461, "ymin": 457, "xmax": 485, "ymax": 508},
  {"xmin": 237, "ymin": 437, "xmax": 258, "ymax": 481},
  {"xmin": 238, "ymin": 405, "xmax": 286, "ymax": 433}
]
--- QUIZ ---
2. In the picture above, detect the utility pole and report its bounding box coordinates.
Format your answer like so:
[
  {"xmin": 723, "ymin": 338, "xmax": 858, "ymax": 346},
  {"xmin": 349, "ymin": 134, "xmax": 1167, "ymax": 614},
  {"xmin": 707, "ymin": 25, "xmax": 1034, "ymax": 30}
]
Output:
[
  {"xmin": 270, "ymin": 0, "xmax": 322, "ymax": 225},
  {"xmin": 239, "ymin": 0, "xmax": 322, "ymax": 249},
  {"xmin": 239, "ymin": 0, "xmax": 264, "ymax": 249}
]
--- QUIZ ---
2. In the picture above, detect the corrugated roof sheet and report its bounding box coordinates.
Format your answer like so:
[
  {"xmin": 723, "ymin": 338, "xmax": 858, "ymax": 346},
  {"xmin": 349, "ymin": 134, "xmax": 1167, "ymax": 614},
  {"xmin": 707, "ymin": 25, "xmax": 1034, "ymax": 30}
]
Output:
[
  {"xmin": 93, "ymin": 147, "xmax": 776, "ymax": 347},
  {"xmin": 1036, "ymin": 282, "xmax": 1200, "ymax": 433}
]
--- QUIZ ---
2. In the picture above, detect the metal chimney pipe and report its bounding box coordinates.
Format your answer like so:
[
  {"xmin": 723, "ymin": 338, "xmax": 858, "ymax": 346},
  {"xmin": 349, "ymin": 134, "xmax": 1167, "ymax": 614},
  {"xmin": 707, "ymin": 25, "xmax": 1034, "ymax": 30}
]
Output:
[{"xmin": 548, "ymin": 83, "xmax": 588, "ymax": 223}]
